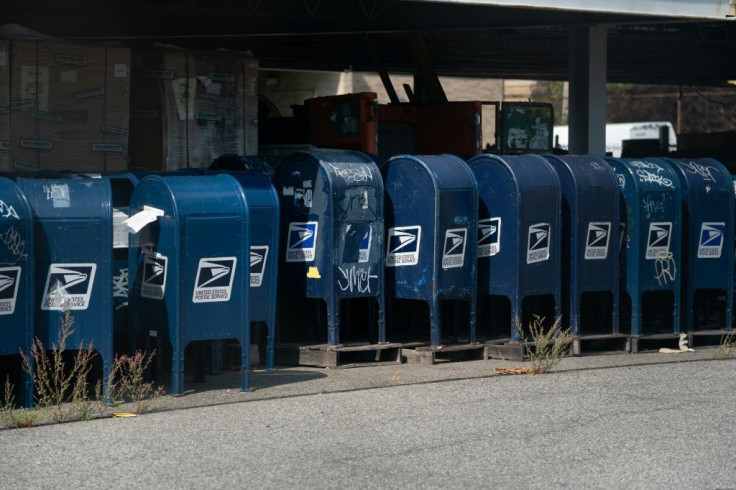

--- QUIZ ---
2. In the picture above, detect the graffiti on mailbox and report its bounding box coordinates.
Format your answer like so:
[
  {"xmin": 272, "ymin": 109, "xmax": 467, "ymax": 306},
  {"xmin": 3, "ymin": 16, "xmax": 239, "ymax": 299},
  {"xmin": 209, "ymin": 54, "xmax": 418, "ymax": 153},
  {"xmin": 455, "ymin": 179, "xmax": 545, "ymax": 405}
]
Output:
[
  {"xmin": 1, "ymin": 226, "xmax": 26, "ymax": 260},
  {"xmin": 337, "ymin": 265, "xmax": 377, "ymax": 294},
  {"xmin": 0, "ymin": 200, "xmax": 19, "ymax": 219},
  {"xmin": 654, "ymin": 252, "xmax": 677, "ymax": 286},
  {"xmin": 682, "ymin": 160, "xmax": 717, "ymax": 183},
  {"xmin": 113, "ymin": 267, "xmax": 128, "ymax": 310}
]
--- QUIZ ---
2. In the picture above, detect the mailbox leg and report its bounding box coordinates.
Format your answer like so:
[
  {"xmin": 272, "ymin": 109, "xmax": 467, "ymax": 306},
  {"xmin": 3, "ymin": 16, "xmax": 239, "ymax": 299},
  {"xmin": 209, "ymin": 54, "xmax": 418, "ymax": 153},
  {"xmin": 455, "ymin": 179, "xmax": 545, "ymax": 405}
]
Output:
[
  {"xmin": 265, "ymin": 321, "xmax": 276, "ymax": 372},
  {"xmin": 377, "ymin": 293, "xmax": 387, "ymax": 344},
  {"xmin": 210, "ymin": 340, "xmax": 224, "ymax": 375},
  {"xmin": 327, "ymin": 299, "xmax": 341, "ymax": 347},
  {"xmin": 429, "ymin": 298, "xmax": 441, "ymax": 348},
  {"xmin": 726, "ymin": 286, "xmax": 734, "ymax": 331},
  {"xmin": 171, "ymin": 341, "xmax": 184, "ymax": 396},
  {"xmin": 23, "ymin": 359, "xmax": 34, "ymax": 409},
  {"xmin": 612, "ymin": 289, "xmax": 620, "ymax": 335},
  {"xmin": 673, "ymin": 291, "xmax": 681, "ymax": 335},
  {"xmin": 469, "ymin": 296, "xmax": 477, "ymax": 344},
  {"xmin": 631, "ymin": 295, "xmax": 642, "ymax": 337},
  {"xmin": 511, "ymin": 299, "xmax": 522, "ymax": 342},
  {"xmin": 242, "ymin": 328, "xmax": 252, "ymax": 392}
]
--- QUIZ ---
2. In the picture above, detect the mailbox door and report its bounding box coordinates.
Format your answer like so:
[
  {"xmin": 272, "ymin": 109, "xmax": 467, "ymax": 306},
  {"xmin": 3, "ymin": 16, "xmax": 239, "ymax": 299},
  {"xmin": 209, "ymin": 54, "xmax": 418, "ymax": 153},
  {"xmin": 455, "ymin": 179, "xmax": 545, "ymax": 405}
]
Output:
[
  {"xmin": 182, "ymin": 215, "xmax": 247, "ymax": 342},
  {"xmin": 383, "ymin": 158, "xmax": 435, "ymax": 300}
]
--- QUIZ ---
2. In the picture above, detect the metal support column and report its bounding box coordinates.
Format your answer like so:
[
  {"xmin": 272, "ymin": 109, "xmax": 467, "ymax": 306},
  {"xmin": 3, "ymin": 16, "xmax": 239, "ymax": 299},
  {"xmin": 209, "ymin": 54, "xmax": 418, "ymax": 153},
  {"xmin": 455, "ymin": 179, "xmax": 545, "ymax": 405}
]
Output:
[{"xmin": 568, "ymin": 26, "xmax": 607, "ymax": 156}]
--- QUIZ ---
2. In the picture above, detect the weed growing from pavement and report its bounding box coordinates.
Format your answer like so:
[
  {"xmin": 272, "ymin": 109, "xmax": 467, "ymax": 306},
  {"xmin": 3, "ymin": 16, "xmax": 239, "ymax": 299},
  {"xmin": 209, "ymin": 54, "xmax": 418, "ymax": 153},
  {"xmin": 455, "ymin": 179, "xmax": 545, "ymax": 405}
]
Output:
[
  {"xmin": 0, "ymin": 376, "xmax": 39, "ymax": 428},
  {"xmin": 714, "ymin": 331, "xmax": 736, "ymax": 360},
  {"xmin": 20, "ymin": 307, "xmax": 96, "ymax": 423},
  {"xmin": 0, "ymin": 304, "xmax": 162, "ymax": 429},
  {"xmin": 107, "ymin": 350, "xmax": 163, "ymax": 414},
  {"xmin": 515, "ymin": 314, "xmax": 573, "ymax": 374}
]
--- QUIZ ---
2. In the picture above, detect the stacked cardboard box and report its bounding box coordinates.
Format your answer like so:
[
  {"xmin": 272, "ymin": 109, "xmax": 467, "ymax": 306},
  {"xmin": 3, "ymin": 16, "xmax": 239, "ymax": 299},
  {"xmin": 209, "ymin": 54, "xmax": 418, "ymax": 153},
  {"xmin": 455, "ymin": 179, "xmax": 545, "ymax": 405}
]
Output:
[
  {"xmin": 129, "ymin": 46, "xmax": 258, "ymax": 171},
  {"xmin": 0, "ymin": 40, "xmax": 10, "ymax": 170},
  {"xmin": 3, "ymin": 39, "xmax": 130, "ymax": 174}
]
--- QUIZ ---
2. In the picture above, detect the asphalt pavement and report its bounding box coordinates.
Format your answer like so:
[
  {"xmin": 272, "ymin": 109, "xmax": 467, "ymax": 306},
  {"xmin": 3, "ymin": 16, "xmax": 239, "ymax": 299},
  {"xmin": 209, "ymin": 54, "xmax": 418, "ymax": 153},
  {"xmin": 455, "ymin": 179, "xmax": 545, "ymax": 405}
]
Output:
[{"xmin": 1, "ymin": 349, "xmax": 735, "ymax": 489}]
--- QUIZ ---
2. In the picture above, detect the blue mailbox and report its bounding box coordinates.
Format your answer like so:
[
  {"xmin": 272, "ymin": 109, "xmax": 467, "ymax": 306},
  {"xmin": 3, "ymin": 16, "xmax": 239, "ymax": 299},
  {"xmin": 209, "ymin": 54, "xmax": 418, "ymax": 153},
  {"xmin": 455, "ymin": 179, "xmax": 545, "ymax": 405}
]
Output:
[
  {"xmin": 216, "ymin": 170, "xmax": 279, "ymax": 371},
  {"xmin": 467, "ymin": 154, "xmax": 561, "ymax": 341},
  {"xmin": 382, "ymin": 154, "xmax": 478, "ymax": 348},
  {"xmin": 0, "ymin": 177, "xmax": 34, "ymax": 407},
  {"xmin": 128, "ymin": 174, "xmax": 251, "ymax": 395},
  {"xmin": 542, "ymin": 155, "xmax": 620, "ymax": 338},
  {"xmin": 104, "ymin": 172, "xmax": 141, "ymax": 347},
  {"xmin": 606, "ymin": 158, "xmax": 682, "ymax": 336},
  {"xmin": 17, "ymin": 177, "xmax": 113, "ymax": 390},
  {"xmin": 273, "ymin": 151, "xmax": 385, "ymax": 348},
  {"xmin": 660, "ymin": 157, "xmax": 734, "ymax": 333}
]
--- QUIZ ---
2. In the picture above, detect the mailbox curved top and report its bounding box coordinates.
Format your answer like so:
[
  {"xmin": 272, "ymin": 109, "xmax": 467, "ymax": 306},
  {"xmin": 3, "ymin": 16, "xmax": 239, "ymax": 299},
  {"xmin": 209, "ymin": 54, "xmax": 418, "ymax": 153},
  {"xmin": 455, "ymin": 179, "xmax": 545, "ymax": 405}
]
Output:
[
  {"xmin": 541, "ymin": 154, "xmax": 619, "ymax": 195},
  {"xmin": 383, "ymin": 154, "xmax": 476, "ymax": 193},
  {"xmin": 659, "ymin": 157, "xmax": 733, "ymax": 199},
  {"xmin": 276, "ymin": 150, "xmax": 383, "ymax": 190},
  {"xmin": 467, "ymin": 153, "xmax": 559, "ymax": 194},
  {"xmin": 131, "ymin": 174, "xmax": 249, "ymax": 221},
  {"xmin": 605, "ymin": 157, "xmax": 681, "ymax": 196},
  {"xmin": 17, "ymin": 177, "xmax": 112, "ymax": 221},
  {"xmin": 212, "ymin": 170, "xmax": 279, "ymax": 210}
]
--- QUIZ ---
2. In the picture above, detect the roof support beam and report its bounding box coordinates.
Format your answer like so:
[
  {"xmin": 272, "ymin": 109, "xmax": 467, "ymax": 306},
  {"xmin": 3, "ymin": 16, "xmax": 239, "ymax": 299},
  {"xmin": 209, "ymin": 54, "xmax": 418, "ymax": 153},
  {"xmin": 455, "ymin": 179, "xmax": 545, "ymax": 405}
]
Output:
[{"xmin": 568, "ymin": 26, "xmax": 607, "ymax": 156}]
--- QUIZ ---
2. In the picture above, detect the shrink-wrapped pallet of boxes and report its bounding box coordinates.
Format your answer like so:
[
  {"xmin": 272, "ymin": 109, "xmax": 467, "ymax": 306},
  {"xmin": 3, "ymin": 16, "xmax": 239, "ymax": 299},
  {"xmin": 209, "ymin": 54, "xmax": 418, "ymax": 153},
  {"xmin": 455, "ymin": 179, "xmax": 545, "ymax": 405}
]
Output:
[
  {"xmin": 0, "ymin": 39, "xmax": 9, "ymax": 170},
  {"xmin": 4, "ymin": 34, "xmax": 130, "ymax": 174},
  {"xmin": 128, "ymin": 46, "xmax": 258, "ymax": 171}
]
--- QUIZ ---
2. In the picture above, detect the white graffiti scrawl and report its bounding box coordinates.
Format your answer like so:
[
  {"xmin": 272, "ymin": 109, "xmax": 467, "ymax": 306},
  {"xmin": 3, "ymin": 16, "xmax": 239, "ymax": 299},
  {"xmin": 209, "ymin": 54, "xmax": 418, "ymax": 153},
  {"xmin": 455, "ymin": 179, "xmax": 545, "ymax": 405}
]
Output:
[
  {"xmin": 654, "ymin": 252, "xmax": 677, "ymax": 286},
  {"xmin": 1, "ymin": 226, "xmax": 26, "ymax": 259},
  {"xmin": 682, "ymin": 161, "xmax": 717, "ymax": 183},
  {"xmin": 637, "ymin": 169, "xmax": 674, "ymax": 188},
  {"xmin": 0, "ymin": 200, "xmax": 19, "ymax": 219},
  {"xmin": 337, "ymin": 266, "xmax": 377, "ymax": 294}
]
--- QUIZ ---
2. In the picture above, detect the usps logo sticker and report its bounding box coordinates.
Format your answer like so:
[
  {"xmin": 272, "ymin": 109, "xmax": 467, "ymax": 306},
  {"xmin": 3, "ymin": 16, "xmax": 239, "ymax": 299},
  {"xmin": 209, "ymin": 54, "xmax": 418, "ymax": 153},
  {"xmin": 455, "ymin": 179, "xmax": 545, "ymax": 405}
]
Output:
[
  {"xmin": 646, "ymin": 222, "xmax": 672, "ymax": 259},
  {"xmin": 0, "ymin": 267, "xmax": 21, "ymax": 315},
  {"xmin": 386, "ymin": 226, "xmax": 421, "ymax": 267},
  {"xmin": 193, "ymin": 257, "xmax": 237, "ymax": 303},
  {"xmin": 526, "ymin": 223, "xmax": 551, "ymax": 264},
  {"xmin": 356, "ymin": 225, "xmax": 372, "ymax": 263},
  {"xmin": 286, "ymin": 222, "xmax": 318, "ymax": 262},
  {"xmin": 584, "ymin": 222, "xmax": 611, "ymax": 260},
  {"xmin": 41, "ymin": 263, "xmax": 97, "ymax": 310},
  {"xmin": 697, "ymin": 222, "xmax": 725, "ymax": 258},
  {"xmin": 141, "ymin": 253, "xmax": 168, "ymax": 300},
  {"xmin": 250, "ymin": 246, "xmax": 269, "ymax": 287},
  {"xmin": 478, "ymin": 218, "xmax": 501, "ymax": 258},
  {"xmin": 442, "ymin": 228, "xmax": 468, "ymax": 269}
]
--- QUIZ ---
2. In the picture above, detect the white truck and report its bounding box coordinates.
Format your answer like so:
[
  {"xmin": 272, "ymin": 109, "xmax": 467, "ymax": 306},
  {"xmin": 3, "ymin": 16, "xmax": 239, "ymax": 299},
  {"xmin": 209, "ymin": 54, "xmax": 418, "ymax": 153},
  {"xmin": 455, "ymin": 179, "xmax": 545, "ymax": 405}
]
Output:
[{"xmin": 553, "ymin": 122, "xmax": 677, "ymax": 157}]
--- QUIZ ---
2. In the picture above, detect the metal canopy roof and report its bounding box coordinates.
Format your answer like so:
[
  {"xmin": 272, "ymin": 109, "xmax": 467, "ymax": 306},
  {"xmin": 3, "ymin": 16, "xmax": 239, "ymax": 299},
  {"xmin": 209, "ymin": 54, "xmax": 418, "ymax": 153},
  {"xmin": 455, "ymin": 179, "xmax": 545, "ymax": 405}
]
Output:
[{"xmin": 6, "ymin": 0, "xmax": 736, "ymax": 86}]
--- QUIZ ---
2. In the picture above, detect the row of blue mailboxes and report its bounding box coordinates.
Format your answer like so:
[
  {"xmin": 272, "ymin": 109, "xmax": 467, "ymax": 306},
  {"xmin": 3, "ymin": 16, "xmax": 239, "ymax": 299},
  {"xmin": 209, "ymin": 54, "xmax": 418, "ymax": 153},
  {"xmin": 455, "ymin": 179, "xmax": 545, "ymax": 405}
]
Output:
[{"xmin": 1, "ymin": 151, "xmax": 734, "ymax": 396}]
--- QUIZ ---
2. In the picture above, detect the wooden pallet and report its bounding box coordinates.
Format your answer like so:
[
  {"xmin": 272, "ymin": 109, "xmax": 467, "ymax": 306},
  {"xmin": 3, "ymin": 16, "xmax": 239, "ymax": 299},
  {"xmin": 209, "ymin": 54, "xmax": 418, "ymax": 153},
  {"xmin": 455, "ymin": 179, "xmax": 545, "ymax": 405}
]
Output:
[
  {"xmin": 275, "ymin": 343, "xmax": 402, "ymax": 368},
  {"xmin": 484, "ymin": 340, "xmax": 526, "ymax": 362},
  {"xmin": 629, "ymin": 333, "xmax": 684, "ymax": 353},
  {"xmin": 689, "ymin": 329, "xmax": 735, "ymax": 348},
  {"xmin": 571, "ymin": 334, "xmax": 630, "ymax": 355},
  {"xmin": 402, "ymin": 343, "xmax": 486, "ymax": 365}
]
